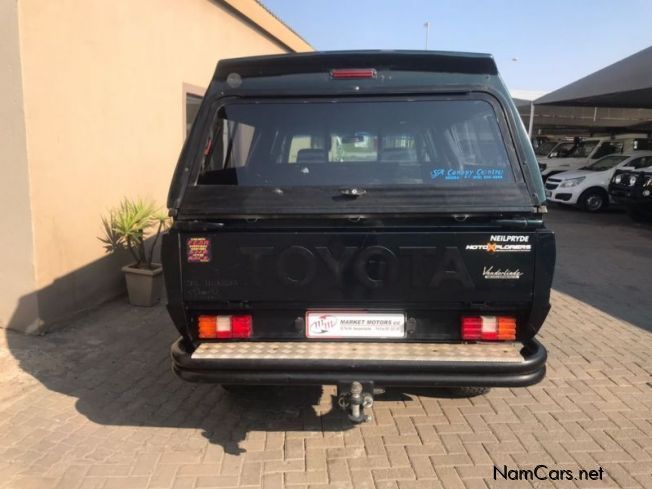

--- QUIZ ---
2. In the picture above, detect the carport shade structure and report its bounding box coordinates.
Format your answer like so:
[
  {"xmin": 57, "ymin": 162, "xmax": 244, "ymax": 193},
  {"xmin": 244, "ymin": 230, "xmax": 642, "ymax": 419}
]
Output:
[
  {"xmin": 513, "ymin": 98, "xmax": 536, "ymax": 137},
  {"xmin": 535, "ymin": 45, "xmax": 652, "ymax": 108}
]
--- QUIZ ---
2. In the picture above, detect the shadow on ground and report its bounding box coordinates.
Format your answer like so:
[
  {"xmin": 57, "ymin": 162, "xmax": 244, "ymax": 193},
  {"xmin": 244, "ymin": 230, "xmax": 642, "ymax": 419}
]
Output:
[
  {"xmin": 5, "ymin": 299, "xmax": 470, "ymax": 455},
  {"xmin": 546, "ymin": 205, "xmax": 652, "ymax": 333},
  {"xmin": 5, "ymin": 300, "xmax": 352, "ymax": 455}
]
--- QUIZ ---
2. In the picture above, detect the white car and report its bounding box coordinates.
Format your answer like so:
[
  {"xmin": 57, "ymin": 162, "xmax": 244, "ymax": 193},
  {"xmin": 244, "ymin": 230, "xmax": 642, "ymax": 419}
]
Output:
[
  {"xmin": 544, "ymin": 151, "xmax": 652, "ymax": 211},
  {"xmin": 539, "ymin": 138, "xmax": 623, "ymax": 180}
]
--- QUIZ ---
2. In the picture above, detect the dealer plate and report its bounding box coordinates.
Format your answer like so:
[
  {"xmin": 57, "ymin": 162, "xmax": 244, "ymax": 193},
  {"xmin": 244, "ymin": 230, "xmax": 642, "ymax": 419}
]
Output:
[{"xmin": 306, "ymin": 311, "xmax": 405, "ymax": 339}]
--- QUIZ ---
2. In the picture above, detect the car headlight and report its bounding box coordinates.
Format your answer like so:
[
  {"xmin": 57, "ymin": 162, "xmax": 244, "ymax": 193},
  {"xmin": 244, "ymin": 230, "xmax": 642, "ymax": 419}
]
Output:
[
  {"xmin": 613, "ymin": 174, "xmax": 623, "ymax": 184},
  {"xmin": 559, "ymin": 177, "xmax": 585, "ymax": 188},
  {"xmin": 644, "ymin": 177, "xmax": 652, "ymax": 197},
  {"xmin": 628, "ymin": 175, "xmax": 638, "ymax": 187}
]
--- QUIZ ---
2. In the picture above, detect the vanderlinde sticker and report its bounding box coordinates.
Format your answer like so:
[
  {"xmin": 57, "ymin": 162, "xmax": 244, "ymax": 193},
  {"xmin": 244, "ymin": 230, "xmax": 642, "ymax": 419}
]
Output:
[
  {"xmin": 482, "ymin": 266, "xmax": 524, "ymax": 280},
  {"xmin": 466, "ymin": 235, "xmax": 532, "ymax": 253}
]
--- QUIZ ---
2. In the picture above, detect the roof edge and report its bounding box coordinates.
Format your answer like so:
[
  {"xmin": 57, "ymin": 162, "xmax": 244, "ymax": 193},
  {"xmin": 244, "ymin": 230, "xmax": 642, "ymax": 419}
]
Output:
[
  {"xmin": 534, "ymin": 45, "xmax": 652, "ymax": 106},
  {"xmin": 221, "ymin": 0, "xmax": 313, "ymax": 52},
  {"xmin": 214, "ymin": 50, "xmax": 498, "ymax": 79}
]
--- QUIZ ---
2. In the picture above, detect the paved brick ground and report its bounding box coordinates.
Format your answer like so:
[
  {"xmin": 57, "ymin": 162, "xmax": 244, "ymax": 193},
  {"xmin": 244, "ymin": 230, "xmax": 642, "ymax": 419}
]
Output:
[{"xmin": 0, "ymin": 209, "xmax": 651, "ymax": 489}]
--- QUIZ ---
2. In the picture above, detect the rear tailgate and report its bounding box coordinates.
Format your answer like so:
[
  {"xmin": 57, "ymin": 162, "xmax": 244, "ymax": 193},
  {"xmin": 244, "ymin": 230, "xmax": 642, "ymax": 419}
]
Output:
[
  {"xmin": 180, "ymin": 231, "xmax": 536, "ymax": 306},
  {"xmin": 164, "ymin": 224, "xmax": 555, "ymax": 344},
  {"xmin": 179, "ymin": 230, "xmax": 535, "ymax": 304}
]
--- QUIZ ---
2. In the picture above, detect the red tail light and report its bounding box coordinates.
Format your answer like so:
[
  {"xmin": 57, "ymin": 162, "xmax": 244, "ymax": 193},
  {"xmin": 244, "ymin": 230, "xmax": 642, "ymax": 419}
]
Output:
[
  {"xmin": 198, "ymin": 315, "xmax": 253, "ymax": 339},
  {"xmin": 330, "ymin": 68, "xmax": 377, "ymax": 79},
  {"xmin": 231, "ymin": 315, "xmax": 252, "ymax": 338},
  {"xmin": 461, "ymin": 316, "xmax": 516, "ymax": 341}
]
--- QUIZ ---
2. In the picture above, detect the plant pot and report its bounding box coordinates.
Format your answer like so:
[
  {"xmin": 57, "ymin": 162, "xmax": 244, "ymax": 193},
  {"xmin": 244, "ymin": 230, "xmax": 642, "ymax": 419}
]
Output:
[{"xmin": 122, "ymin": 263, "xmax": 163, "ymax": 307}]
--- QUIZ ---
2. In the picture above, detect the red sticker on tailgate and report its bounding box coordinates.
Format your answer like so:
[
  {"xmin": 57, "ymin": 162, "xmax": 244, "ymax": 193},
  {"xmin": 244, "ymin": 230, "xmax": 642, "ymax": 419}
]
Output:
[{"xmin": 186, "ymin": 237, "xmax": 211, "ymax": 263}]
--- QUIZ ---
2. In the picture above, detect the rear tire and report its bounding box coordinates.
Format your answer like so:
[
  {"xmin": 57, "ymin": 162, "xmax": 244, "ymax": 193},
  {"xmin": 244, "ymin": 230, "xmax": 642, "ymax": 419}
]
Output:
[
  {"xmin": 578, "ymin": 188, "xmax": 608, "ymax": 212},
  {"xmin": 442, "ymin": 387, "xmax": 490, "ymax": 398}
]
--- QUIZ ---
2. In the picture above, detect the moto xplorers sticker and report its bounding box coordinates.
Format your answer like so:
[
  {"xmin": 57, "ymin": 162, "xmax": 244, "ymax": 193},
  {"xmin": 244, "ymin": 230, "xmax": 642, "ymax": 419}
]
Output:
[
  {"xmin": 186, "ymin": 237, "xmax": 211, "ymax": 263},
  {"xmin": 466, "ymin": 234, "xmax": 532, "ymax": 253}
]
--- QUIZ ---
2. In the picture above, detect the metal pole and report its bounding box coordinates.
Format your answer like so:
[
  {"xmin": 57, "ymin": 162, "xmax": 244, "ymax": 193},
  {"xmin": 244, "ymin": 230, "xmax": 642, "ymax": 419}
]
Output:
[
  {"xmin": 528, "ymin": 102, "xmax": 535, "ymax": 138},
  {"xmin": 424, "ymin": 22, "xmax": 430, "ymax": 50}
]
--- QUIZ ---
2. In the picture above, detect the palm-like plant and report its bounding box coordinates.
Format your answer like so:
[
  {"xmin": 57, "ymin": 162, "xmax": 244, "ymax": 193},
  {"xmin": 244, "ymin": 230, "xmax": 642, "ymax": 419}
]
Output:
[{"xmin": 100, "ymin": 198, "xmax": 169, "ymax": 269}]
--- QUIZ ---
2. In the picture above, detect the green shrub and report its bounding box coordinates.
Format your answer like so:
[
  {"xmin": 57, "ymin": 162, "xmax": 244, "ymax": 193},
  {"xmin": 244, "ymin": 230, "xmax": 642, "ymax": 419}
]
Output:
[{"xmin": 99, "ymin": 198, "xmax": 169, "ymax": 269}]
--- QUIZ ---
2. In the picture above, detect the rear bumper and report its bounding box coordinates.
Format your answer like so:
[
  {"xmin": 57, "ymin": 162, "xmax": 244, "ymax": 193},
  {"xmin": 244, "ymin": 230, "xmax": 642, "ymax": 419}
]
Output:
[{"xmin": 171, "ymin": 338, "xmax": 547, "ymax": 388}]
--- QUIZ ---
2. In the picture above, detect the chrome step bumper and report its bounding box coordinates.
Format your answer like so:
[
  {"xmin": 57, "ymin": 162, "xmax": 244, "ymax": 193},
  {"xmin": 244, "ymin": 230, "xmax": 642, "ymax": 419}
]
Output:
[
  {"xmin": 171, "ymin": 339, "xmax": 547, "ymax": 388},
  {"xmin": 191, "ymin": 341, "xmax": 524, "ymax": 363}
]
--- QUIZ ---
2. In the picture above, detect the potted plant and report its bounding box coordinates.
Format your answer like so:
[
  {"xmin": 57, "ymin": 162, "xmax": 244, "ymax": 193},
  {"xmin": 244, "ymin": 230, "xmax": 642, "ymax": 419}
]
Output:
[{"xmin": 99, "ymin": 198, "xmax": 169, "ymax": 306}]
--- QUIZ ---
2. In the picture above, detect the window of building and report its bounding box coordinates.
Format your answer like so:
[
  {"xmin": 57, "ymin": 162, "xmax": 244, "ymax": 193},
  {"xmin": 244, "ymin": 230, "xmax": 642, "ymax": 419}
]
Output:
[{"xmin": 185, "ymin": 93, "xmax": 203, "ymax": 136}]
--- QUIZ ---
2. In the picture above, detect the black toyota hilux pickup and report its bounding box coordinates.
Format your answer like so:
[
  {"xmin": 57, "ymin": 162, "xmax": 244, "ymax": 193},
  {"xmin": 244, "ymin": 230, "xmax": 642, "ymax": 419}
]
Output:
[
  {"xmin": 609, "ymin": 166, "xmax": 652, "ymax": 221},
  {"xmin": 162, "ymin": 51, "xmax": 555, "ymax": 421}
]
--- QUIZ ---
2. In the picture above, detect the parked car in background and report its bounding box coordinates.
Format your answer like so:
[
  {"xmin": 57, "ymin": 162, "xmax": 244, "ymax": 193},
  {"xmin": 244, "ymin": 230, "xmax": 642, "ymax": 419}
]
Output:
[
  {"xmin": 545, "ymin": 151, "xmax": 652, "ymax": 212},
  {"xmin": 608, "ymin": 155, "xmax": 652, "ymax": 221},
  {"xmin": 539, "ymin": 138, "xmax": 619, "ymax": 180},
  {"xmin": 538, "ymin": 135, "xmax": 649, "ymax": 180}
]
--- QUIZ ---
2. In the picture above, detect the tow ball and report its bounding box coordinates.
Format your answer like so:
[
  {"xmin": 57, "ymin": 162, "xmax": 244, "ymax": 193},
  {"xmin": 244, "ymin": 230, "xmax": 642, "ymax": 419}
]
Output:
[{"xmin": 337, "ymin": 381, "xmax": 374, "ymax": 423}]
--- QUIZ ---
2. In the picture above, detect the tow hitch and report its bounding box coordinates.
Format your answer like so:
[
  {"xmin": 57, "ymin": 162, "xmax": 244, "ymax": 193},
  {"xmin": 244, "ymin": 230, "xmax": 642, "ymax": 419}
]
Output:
[{"xmin": 337, "ymin": 381, "xmax": 374, "ymax": 423}]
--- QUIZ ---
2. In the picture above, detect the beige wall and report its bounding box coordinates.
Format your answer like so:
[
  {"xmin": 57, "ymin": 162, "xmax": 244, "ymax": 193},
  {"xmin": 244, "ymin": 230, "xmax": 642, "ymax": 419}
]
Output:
[
  {"xmin": 7, "ymin": 0, "xmax": 305, "ymax": 330},
  {"xmin": 0, "ymin": 0, "xmax": 40, "ymax": 332}
]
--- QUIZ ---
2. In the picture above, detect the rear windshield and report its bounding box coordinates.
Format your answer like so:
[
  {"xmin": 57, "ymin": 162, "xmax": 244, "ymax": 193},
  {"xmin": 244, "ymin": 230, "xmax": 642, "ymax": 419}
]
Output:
[{"xmin": 197, "ymin": 99, "xmax": 517, "ymax": 188}]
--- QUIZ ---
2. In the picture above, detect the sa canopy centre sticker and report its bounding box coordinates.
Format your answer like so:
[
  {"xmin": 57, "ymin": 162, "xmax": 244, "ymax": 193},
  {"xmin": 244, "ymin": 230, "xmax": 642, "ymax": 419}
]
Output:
[
  {"xmin": 186, "ymin": 237, "xmax": 211, "ymax": 263},
  {"xmin": 431, "ymin": 168, "xmax": 505, "ymax": 181}
]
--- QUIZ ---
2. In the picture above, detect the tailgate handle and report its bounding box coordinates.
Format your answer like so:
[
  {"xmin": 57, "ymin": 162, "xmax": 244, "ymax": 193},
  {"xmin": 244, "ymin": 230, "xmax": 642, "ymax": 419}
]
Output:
[{"xmin": 339, "ymin": 188, "xmax": 367, "ymax": 197}]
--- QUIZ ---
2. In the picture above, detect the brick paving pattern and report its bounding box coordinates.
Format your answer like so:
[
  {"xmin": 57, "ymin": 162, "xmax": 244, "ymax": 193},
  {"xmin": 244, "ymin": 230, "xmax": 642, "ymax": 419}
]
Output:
[{"xmin": 0, "ymin": 209, "xmax": 650, "ymax": 489}]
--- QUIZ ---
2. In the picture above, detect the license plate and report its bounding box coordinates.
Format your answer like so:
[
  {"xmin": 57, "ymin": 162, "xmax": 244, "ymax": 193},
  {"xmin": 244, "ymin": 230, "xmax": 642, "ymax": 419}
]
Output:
[
  {"xmin": 305, "ymin": 311, "xmax": 405, "ymax": 338},
  {"xmin": 545, "ymin": 190, "xmax": 552, "ymax": 198}
]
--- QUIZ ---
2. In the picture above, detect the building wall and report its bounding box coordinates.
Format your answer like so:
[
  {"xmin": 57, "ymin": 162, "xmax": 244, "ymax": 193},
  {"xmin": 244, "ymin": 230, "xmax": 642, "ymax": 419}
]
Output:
[
  {"xmin": 0, "ymin": 0, "xmax": 40, "ymax": 332},
  {"xmin": 12, "ymin": 0, "xmax": 303, "ymax": 330}
]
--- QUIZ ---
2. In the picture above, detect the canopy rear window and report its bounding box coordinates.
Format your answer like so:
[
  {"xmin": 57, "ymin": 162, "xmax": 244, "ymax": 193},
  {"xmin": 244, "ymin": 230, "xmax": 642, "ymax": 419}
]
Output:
[
  {"xmin": 199, "ymin": 99, "xmax": 516, "ymax": 186},
  {"xmin": 182, "ymin": 96, "xmax": 533, "ymax": 216}
]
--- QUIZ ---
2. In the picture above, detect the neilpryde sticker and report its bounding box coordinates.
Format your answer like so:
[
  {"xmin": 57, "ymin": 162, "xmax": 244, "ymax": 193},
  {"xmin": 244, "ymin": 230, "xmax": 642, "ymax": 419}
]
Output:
[
  {"xmin": 186, "ymin": 237, "xmax": 211, "ymax": 263},
  {"xmin": 466, "ymin": 235, "xmax": 531, "ymax": 253},
  {"xmin": 482, "ymin": 266, "xmax": 523, "ymax": 280},
  {"xmin": 431, "ymin": 168, "xmax": 505, "ymax": 181}
]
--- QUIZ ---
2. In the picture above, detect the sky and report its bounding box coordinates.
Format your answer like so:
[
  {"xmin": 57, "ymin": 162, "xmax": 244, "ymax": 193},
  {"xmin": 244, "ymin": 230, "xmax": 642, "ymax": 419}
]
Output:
[{"xmin": 262, "ymin": 0, "xmax": 652, "ymax": 98}]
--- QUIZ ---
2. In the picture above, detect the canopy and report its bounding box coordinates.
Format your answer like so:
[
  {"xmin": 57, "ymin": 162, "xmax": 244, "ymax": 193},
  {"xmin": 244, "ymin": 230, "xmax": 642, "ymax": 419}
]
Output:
[
  {"xmin": 512, "ymin": 96, "xmax": 652, "ymax": 133},
  {"xmin": 535, "ymin": 46, "xmax": 652, "ymax": 108}
]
